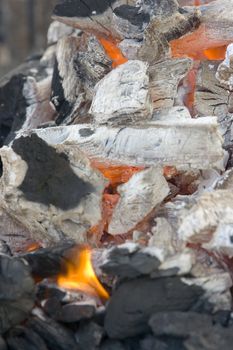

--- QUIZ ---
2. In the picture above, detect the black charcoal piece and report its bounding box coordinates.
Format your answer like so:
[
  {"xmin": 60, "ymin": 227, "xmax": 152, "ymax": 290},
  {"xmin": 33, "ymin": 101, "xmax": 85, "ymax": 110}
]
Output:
[
  {"xmin": 75, "ymin": 321, "xmax": 104, "ymax": 350},
  {"xmin": 101, "ymin": 246, "xmax": 161, "ymax": 279},
  {"xmin": 0, "ymin": 240, "xmax": 12, "ymax": 256},
  {"xmin": 149, "ymin": 311, "xmax": 213, "ymax": 338},
  {"xmin": 139, "ymin": 335, "xmax": 168, "ymax": 350},
  {"xmin": 212, "ymin": 310, "xmax": 231, "ymax": 327},
  {"xmin": 184, "ymin": 325, "xmax": 233, "ymax": 350},
  {"xmin": 22, "ymin": 241, "xmax": 76, "ymax": 279},
  {"xmin": 0, "ymin": 255, "xmax": 35, "ymax": 334},
  {"xmin": 0, "ymin": 75, "xmax": 27, "ymax": 147},
  {"xmin": 43, "ymin": 297, "xmax": 62, "ymax": 320},
  {"xmin": 53, "ymin": 0, "xmax": 117, "ymax": 18},
  {"xmin": 51, "ymin": 59, "xmax": 73, "ymax": 125},
  {"xmin": 105, "ymin": 277, "xmax": 204, "ymax": 339},
  {"xmin": 113, "ymin": 5, "xmax": 149, "ymax": 27},
  {"xmin": 12, "ymin": 134, "xmax": 94, "ymax": 210},
  {"xmin": 59, "ymin": 303, "xmax": 96, "ymax": 323},
  {"xmin": 28, "ymin": 316, "xmax": 77, "ymax": 350},
  {"xmin": 100, "ymin": 339, "xmax": 125, "ymax": 350},
  {"xmin": 0, "ymin": 336, "xmax": 7, "ymax": 350},
  {"xmin": 36, "ymin": 284, "xmax": 67, "ymax": 302},
  {"xmin": 6, "ymin": 326, "xmax": 48, "ymax": 350}
]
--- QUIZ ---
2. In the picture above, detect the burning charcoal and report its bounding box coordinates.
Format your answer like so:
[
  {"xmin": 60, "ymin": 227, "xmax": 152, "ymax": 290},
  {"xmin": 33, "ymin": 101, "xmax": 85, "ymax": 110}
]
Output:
[
  {"xmin": 31, "ymin": 117, "xmax": 224, "ymax": 170},
  {"xmin": 149, "ymin": 311, "xmax": 213, "ymax": 338},
  {"xmin": 0, "ymin": 56, "xmax": 55, "ymax": 147},
  {"xmin": 22, "ymin": 241, "xmax": 76, "ymax": 279},
  {"xmin": 112, "ymin": 4, "xmax": 150, "ymax": 40},
  {"xmin": 53, "ymin": 0, "xmax": 121, "ymax": 38},
  {"xmin": 58, "ymin": 302, "xmax": 96, "ymax": 323},
  {"xmin": 51, "ymin": 33, "xmax": 111, "ymax": 125},
  {"xmin": 194, "ymin": 60, "xmax": 233, "ymax": 150},
  {"xmin": 36, "ymin": 283, "xmax": 67, "ymax": 302},
  {"xmin": 216, "ymin": 43, "xmax": 233, "ymax": 90},
  {"xmin": 101, "ymin": 243, "xmax": 163, "ymax": 279},
  {"xmin": 75, "ymin": 321, "xmax": 104, "ymax": 350},
  {"xmin": 28, "ymin": 316, "xmax": 77, "ymax": 350},
  {"xmin": 149, "ymin": 218, "xmax": 176, "ymax": 257},
  {"xmin": 47, "ymin": 21, "xmax": 77, "ymax": 45},
  {"xmin": 0, "ymin": 133, "xmax": 106, "ymax": 244},
  {"xmin": 0, "ymin": 255, "xmax": 35, "ymax": 334},
  {"xmin": 6, "ymin": 326, "xmax": 48, "ymax": 350},
  {"xmin": 149, "ymin": 58, "xmax": 192, "ymax": 111},
  {"xmin": 104, "ymin": 276, "xmax": 204, "ymax": 339},
  {"xmin": 178, "ymin": 190, "xmax": 233, "ymax": 258},
  {"xmin": 89, "ymin": 60, "xmax": 152, "ymax": 126},
  {"xmin": 108, "ymin": 166, "xmax": 169, "ymax": 235}
]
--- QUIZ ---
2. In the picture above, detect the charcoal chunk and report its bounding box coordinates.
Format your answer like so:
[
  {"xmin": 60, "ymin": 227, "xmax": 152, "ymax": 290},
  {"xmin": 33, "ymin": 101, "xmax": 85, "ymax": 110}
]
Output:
[
  {"xmin": 42, "ymin": 297, "xmax": 62, "ymax": 319},
  {"xmin": 184, "ymin": 325, "xmax": 233, "ymax": 350},
  {"xmin": 59, "ymin": 303, "xmax": 96, "ymax": 323},
  {"xmin": 6, "ymin": 326, "xmax": 48, "ymax": 350},
  {"xmin": 139, "ymin": 335, "xmax": 169, "ymax": 350},
  {"xmin": 100, "ymin": 339, "xmax": 125, "ymax": 350},
  {"xmin": 149, "ymin": 312, "xmax": 213, "ymax": 338},
  {"xmin": 28, "ymin": 316, "xmax": 77, "ymax": 350},
  {"xmin": 0, "ymin": 336, "xmax": 7, "ymax": 350},
  {"xmin": 101, "ymin": 245, "xmax": 161, "ymax": 279},
  {"xmin": 0, "ymin": 240, "xmax": 12, "ymax": 256},
  {"xmin": 75, "ymin": 321, "xmax": 104, "ymax": 350},
  {"xmin": 105, "ymin": 277, "xmax": 204, "ymax": 339},
  {"xmin": 53, "ymin": 0, "xmax": 117, "ymax": 18},
  {"xmin": 0, "ymin": 256, "xmax": 35, "ymax": 334}
]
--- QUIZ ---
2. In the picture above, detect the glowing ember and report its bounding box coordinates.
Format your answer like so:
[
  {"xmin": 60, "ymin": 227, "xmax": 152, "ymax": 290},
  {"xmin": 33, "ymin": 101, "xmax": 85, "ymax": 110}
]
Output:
[
  {"xmin": 171, "ymin": 24, "xmax": 228, "ymax": 61},
  {"xmin": 98, "ymin": 37, "xmax": 128, "ymax": 68},
  {"xmin": 57, "ymin": 246, "xmax": 109, "ymax": 300},
  {"xmin": 25, "ymin": 242, "xmax": 42, "ymax": 252},
  {"xmin": 203, "ymin": 45, "xmax": 227, "ymax": 60},
  {"xmin": 92, "ymin": 161, "xmax": 143, "ymax": 186}
]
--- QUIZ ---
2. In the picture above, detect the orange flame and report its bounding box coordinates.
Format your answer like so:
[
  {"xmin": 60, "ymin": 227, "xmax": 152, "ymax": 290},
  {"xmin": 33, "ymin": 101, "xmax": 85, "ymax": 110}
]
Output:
[
  {"xmin": 98, "ymin": 37, "xmax": 128, "ymax": 68},
  {"xmin": 57, "ymin": 247, "xmax": 109, "ymax": 300}
]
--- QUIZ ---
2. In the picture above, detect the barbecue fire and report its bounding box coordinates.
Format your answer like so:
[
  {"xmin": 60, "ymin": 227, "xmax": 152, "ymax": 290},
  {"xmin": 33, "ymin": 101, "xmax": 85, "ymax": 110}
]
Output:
[{"xmin": 57, "ymin": 246, "xmax": 109, "ymax": 300}]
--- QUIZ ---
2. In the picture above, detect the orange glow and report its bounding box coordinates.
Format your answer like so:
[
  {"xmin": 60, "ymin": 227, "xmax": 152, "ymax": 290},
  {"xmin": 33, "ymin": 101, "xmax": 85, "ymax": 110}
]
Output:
[
  {"xmin": 92, "ymin": 161, "xmax": 143, "ymax": 186},
  {"xmin": 171, "ymin": 24, "xmax": 229, "ymax": 61},
  {"xmin": 58, "ymin": 246, "xmax": 109, "ymax": 300},
  {"xmin": 163, "ymin": 166, "xmax": 178, "ymax": 179},
  {"xmin": 203, "ymin": 45, "xmax": 227, "ymax": 60},
  {"xmin": 98, "ymin": 37, "xmax": 128, "ymax": 68},
  {"xmin": 25, "ymin": 242, "xmax": 42, "ymax": 252}
]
